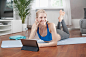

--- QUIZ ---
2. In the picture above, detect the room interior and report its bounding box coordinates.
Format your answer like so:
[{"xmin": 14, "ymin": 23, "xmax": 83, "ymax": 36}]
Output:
[{"xmin": 0, "ymin": 0, "xmax": 86, "ymax": 57}]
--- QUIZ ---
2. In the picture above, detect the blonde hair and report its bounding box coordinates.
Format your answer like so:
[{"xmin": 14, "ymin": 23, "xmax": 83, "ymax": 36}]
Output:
[{"xmin": 36, "ymin": 9, "xmax": 47, "ymax": 18}]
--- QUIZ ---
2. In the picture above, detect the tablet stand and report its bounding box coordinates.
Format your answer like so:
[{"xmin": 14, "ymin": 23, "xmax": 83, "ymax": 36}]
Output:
[{"xmin": 21, "ymin": 45, "xmax": 39, "ymax": 52}]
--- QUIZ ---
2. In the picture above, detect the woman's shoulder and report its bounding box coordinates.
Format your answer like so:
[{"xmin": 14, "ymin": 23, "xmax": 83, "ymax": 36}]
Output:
[
  {"xmin": 47, "ymin": 22, "xmax": 56, "ymax": 31},
  {"xmin": 47, "ymin": 22, "xmax": 55, "ymax": 27}
]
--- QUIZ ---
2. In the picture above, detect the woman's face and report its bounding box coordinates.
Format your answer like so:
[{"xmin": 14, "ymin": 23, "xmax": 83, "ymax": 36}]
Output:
[{"xmin": 36, "ymin": 13, "xmax": 47, "ymax": 25}]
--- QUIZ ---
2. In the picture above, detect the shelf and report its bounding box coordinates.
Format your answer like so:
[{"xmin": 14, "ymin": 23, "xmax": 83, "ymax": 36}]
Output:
[
  {"xmin": 0, "ymin": 20, "xmax": 13, "ymax": 21},
  {"xmin": 0, "ymin": 29, "xmax": 11, "ymax": 31},
  {"xmin": 0, "ymin": 25, "xmax": 11, "ymax": 26},
  {"xmin": 0, "ymin": 20, "xmax": 22, "ymax": 36},
  {"xmin": 0, "ymin": 31, "xmax": 12, "ymax": 36}
]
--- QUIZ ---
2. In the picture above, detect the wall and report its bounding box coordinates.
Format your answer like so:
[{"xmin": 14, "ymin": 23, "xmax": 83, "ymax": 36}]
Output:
[
  {"xmin": 70, "ymin": 0, "xmax": 86, "ymax": 19},
  {"xmin": 71, "ymin": 19, "xmax": 81, "ymax": 29}
]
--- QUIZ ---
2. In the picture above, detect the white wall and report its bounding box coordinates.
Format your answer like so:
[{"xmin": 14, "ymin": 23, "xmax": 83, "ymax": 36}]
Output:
[
  {"xmin": 71, "ymin": 19, "xmax": 81, "ymax": 29},
  {"xmin": 46, "ymin": 10, "xmax": 60, "ymax": 26},
  {"xmin": 27, "ymin": 10, "xmax": 36, "ymax": 25}
]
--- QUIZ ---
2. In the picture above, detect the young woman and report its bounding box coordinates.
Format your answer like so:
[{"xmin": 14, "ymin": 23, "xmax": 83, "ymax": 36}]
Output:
[{"xmin": 28, "ymin": 9, "xmax": 69, "ymax": 47}]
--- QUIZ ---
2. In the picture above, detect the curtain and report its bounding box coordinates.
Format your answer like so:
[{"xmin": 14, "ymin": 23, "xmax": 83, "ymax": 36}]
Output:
[{"xmin": 63, "ymin": 0, "xmax": 72, "ymax": 25}]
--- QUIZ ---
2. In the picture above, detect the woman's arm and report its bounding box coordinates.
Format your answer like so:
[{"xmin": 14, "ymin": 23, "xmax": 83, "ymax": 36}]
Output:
[
  {"xmin": 29, "ymin": 21, "xmax": 39, "ymax": 39},
  {"xmin": 38, "ymin": 23, "xmax": 61, "ymax": 47}
]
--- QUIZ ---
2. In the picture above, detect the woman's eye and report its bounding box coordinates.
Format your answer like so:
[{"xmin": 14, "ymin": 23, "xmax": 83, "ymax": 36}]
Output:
[
  {"xmin": 40, "ymin": 17, "xmax": 42, "ymax": 18},
  {"xmin": 44, "ymin": 17, "xmax": 46, "ymax": 18}
]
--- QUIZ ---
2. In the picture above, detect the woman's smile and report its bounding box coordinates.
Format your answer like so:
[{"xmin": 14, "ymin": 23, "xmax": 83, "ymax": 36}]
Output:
[{"xmin": 40, "ymin": 21, "xmax": 46, "ymax": 25}]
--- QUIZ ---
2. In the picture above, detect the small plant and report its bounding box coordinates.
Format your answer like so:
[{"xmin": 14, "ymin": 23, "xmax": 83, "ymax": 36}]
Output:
[{"xmin": 14, "ymin": 0, "xmax": 33, "ymax": 24}]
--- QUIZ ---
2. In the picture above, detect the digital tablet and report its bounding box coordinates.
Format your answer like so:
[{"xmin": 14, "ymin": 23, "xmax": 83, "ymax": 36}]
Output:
[{"xmin": 21, "ymin": 39, "xmax": 39, "ymax": 47}]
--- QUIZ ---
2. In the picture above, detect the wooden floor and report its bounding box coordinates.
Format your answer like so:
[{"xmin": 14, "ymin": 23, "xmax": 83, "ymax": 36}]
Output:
[{"xmin": 0, "ymin": 29, "xmax": 86, "ymax": 57}]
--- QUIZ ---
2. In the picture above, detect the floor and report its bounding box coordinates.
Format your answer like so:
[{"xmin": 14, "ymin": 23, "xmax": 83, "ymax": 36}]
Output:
[{"xmin": 0, "ymin": 29, "xmax": 86, "ymax": 57}]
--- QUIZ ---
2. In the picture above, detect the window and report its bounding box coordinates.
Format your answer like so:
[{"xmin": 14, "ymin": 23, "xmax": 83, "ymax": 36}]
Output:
[
  {"xmin": 36, "ymin": 0, "xmax": 48, "ymax": 8},
  {"xmin": 35, "ymin": 0, "xmax": 63, "ymax": 9},
  {"xmin": 51, "ymin": 0, "xmax": 63, "ymax": 7}
]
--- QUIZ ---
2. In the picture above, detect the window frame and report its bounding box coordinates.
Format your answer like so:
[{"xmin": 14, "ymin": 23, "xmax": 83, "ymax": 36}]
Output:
[{"xmin": 35, "ymin": 0, "xmax": 64, "ymax": 10}]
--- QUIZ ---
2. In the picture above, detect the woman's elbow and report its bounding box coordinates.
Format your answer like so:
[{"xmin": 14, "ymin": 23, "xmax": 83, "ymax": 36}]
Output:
[{"xmin": 53, "ymin": 42, "xmax": 57, "ymax": 46}]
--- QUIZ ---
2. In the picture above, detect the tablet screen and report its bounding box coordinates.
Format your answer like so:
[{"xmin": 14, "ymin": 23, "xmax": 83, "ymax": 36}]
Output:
[{"xmin": 21, "ymin": 39, "xmax": 38, "ymax": 47}]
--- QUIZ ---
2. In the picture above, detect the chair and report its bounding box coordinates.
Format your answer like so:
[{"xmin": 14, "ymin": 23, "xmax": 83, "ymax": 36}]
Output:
[{"xmin": 79, "ymin": 19, "xmax": 86, "ymax": 34}]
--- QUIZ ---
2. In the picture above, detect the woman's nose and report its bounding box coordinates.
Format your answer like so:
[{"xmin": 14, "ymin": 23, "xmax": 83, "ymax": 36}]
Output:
[{"xmin": 42, "ymin": 18, "xmax": 45, "ymax": 20}]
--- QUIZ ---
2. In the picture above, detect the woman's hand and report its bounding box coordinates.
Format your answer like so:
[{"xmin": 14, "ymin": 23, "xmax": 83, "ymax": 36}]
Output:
[
  {"xmin": 28, "ymin": 20, "xmax": 39, "ymax": 39},
  {"xmin": 32, "ymin": 20, "xmax": 39, "ymax": 32}
]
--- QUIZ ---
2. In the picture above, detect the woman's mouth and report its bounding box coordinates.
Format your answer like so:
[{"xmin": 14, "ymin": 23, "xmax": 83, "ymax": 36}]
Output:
[{"xmin": 40, "ymin": 21, "xmax": 46, "ymax": 24}]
